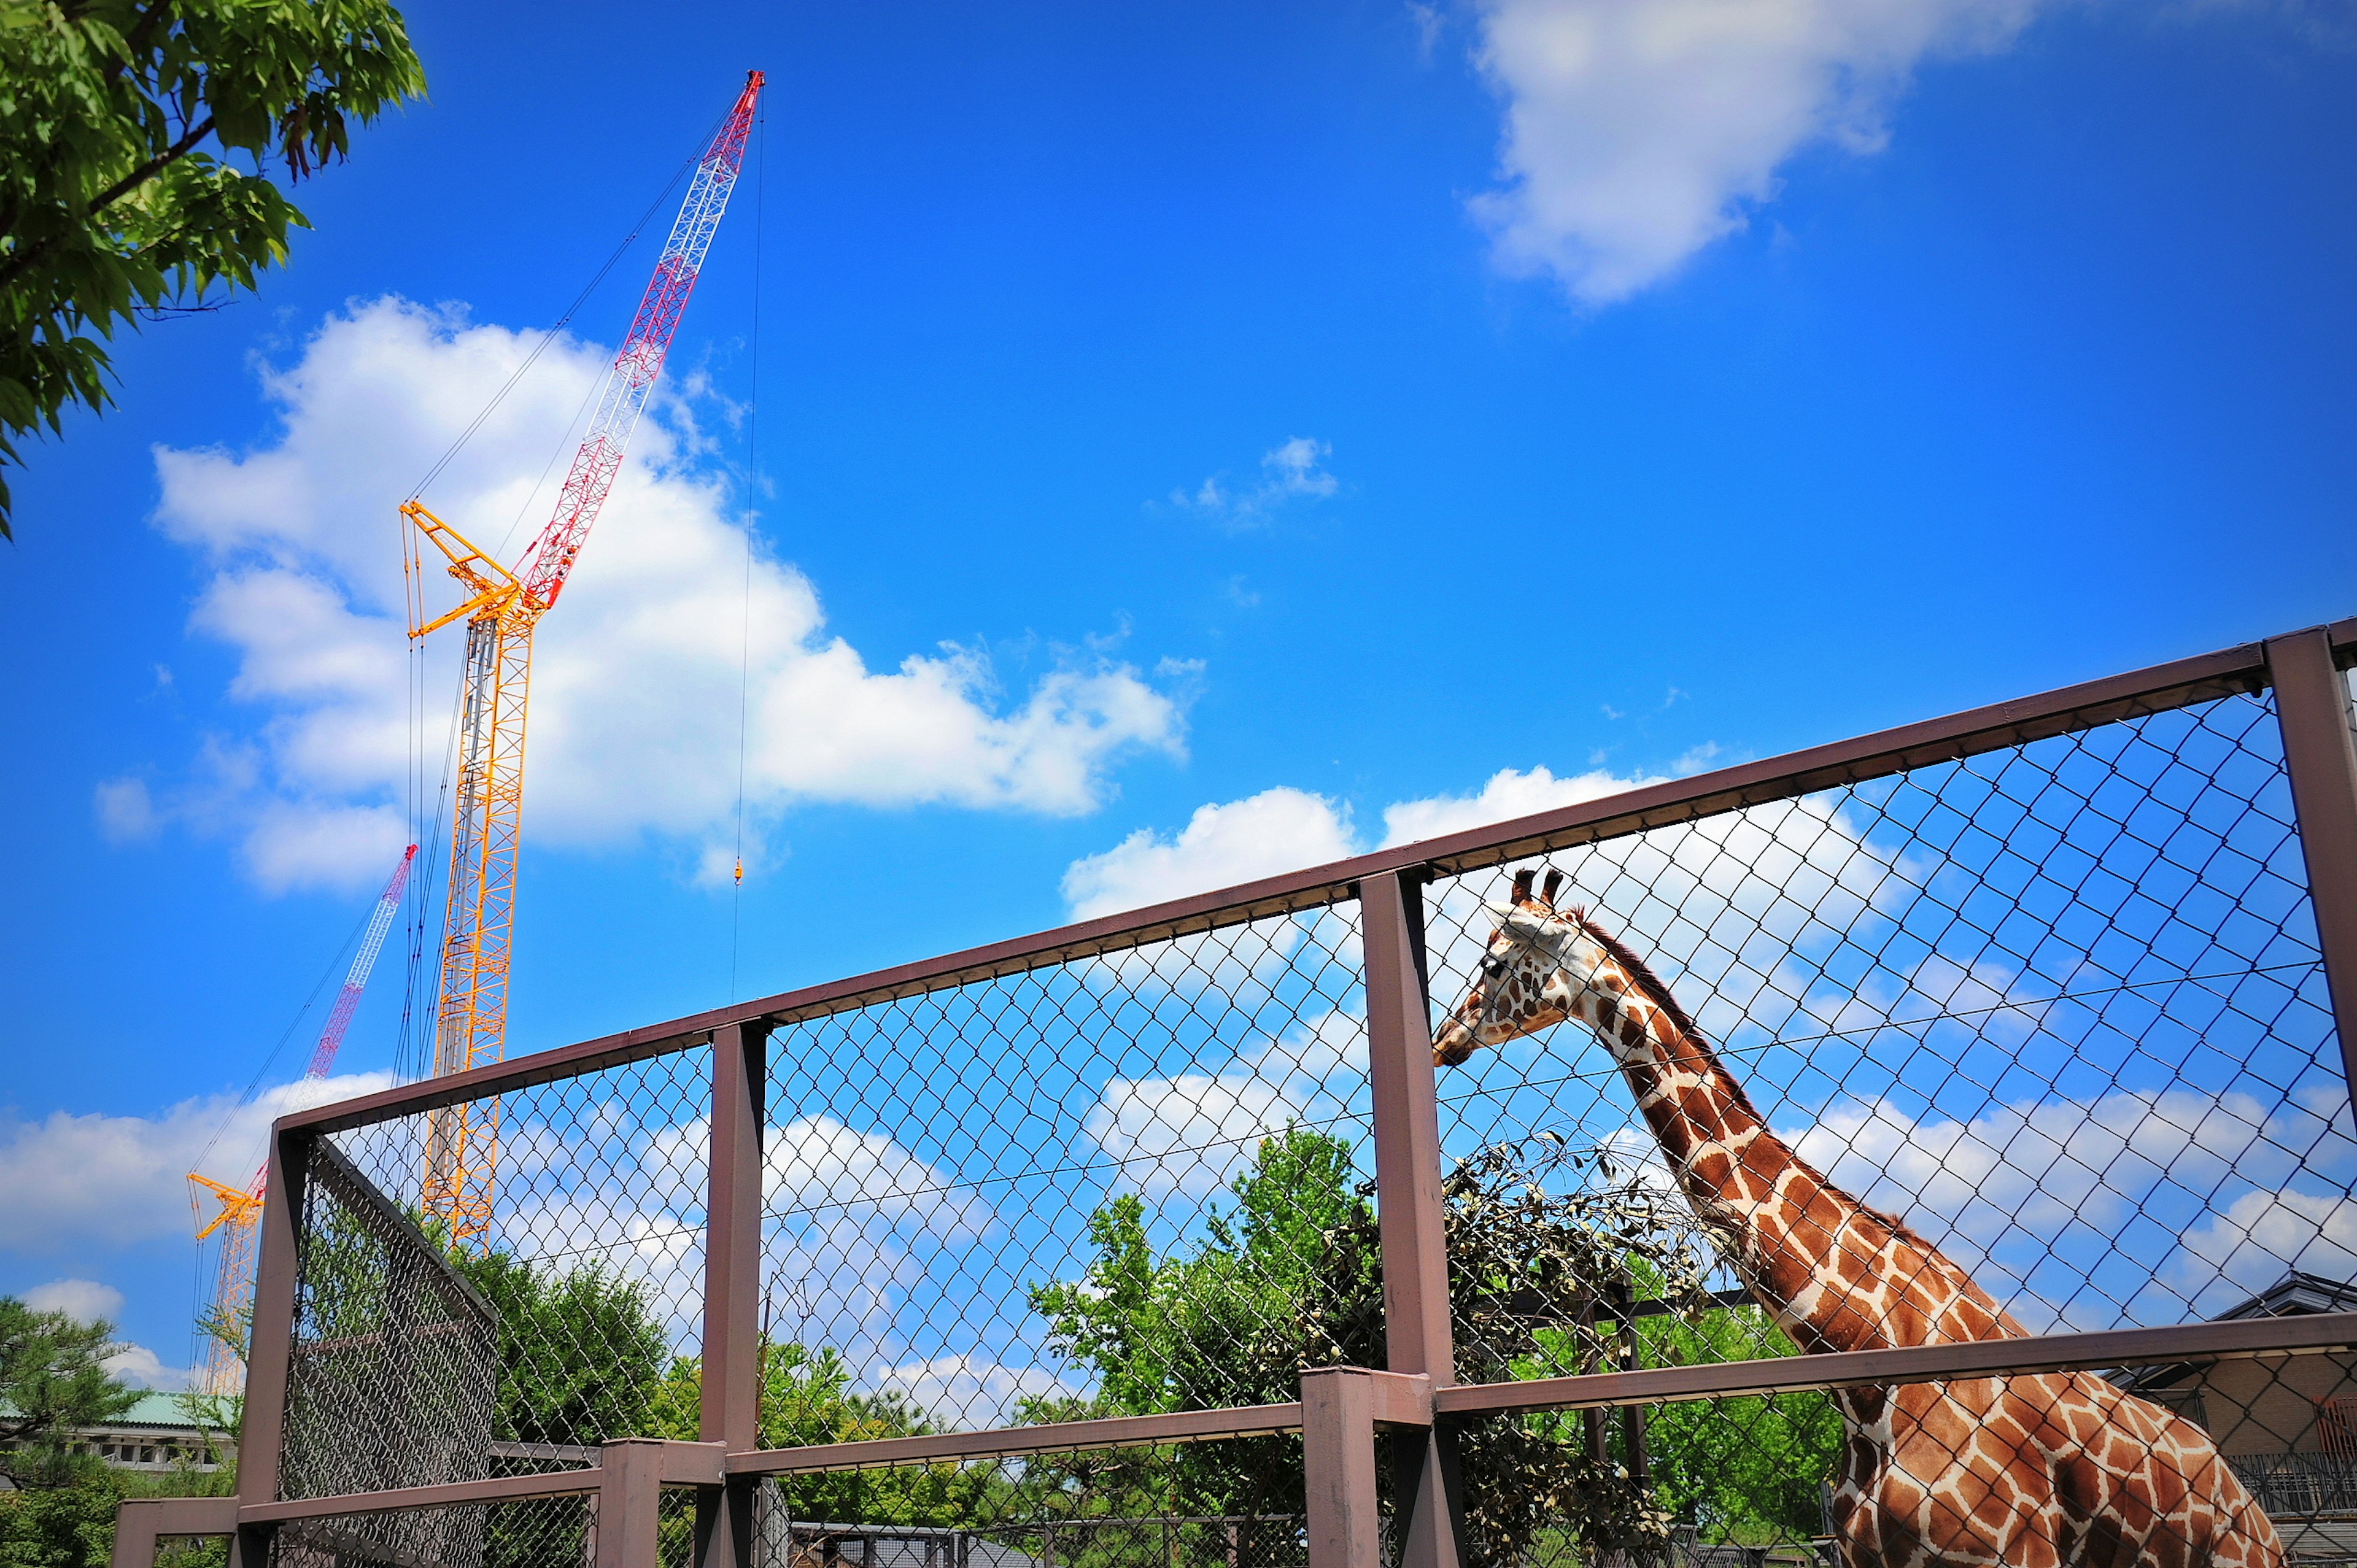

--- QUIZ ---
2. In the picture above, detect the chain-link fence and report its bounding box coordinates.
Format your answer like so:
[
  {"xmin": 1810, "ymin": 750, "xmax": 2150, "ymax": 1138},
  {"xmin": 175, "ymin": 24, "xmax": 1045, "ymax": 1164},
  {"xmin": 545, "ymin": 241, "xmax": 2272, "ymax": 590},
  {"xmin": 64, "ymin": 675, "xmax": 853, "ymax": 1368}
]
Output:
[
  {"xmin": 745, "ymin": 1437, "xmax": 1310, "ymax": 1568},
  {"xmin": 125, "ymin": 623, "xmax": 2357, "ymax": 1568},
  {"xmin": 292, "ymin": 1051, "xmax": 714, "ymax": 1480},
  {"xmin": 1422, "ymin": 686, "xmax": 2345, "ymax": 1367},
  {"xmin": 266, "ymin": 1492, "xmax": 595, "ymax": 1568},
  {"xmin": 760, "ymin": 902, "xmax": 1374, "ymax": 1434}
]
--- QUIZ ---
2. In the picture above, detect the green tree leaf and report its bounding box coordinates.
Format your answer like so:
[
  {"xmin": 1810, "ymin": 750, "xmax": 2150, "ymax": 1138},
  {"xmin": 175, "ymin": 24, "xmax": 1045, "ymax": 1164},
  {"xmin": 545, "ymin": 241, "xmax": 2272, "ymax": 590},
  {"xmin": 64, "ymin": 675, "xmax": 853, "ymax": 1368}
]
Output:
[{"xmin": 0, "ymin": 0, "xmax": 428, "ymax": 538}]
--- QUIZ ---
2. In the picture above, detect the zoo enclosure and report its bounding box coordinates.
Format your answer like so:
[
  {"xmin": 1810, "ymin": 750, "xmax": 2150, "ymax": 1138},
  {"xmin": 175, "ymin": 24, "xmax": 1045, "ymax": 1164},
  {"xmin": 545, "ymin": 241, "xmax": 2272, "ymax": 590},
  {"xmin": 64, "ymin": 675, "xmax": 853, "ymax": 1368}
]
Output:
[{"xmin": 118, "ymin": 620, "xmax": 2357, "ymax": 1568}]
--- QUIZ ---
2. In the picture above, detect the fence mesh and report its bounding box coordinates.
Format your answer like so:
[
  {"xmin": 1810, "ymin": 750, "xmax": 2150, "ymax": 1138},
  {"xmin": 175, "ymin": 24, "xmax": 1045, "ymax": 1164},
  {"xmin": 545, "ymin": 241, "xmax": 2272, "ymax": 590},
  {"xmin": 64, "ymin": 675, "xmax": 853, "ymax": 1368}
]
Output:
[
  {"xmin": 282, "ymin": 1141, "xmax": 499, "ymax": 1501},
  {"xmin": 266, "ymin": 1493, "xmax": 595, "ymax": 1568},
  {"xmin": 761, "ymin": 904, "xmax": 1376, "ymax": 1434},
  {"xmin": 308, "ymin": 1049, "xmax": 714, "ymax": 1467},
  {"xmin": 1422, "ymin": 690, "xmax": 2350, "ymax": 1378},
  {"xmin": 1452, "ymin": 1346, "xmax": 2352, "ymax": 1567},
  {"xmin": 257, "ymin": 660, "xmax": 2357, "ymax": 1568},
  {"xmin": 746, "ymin": 1436, "xmax": 1309, "ymax": 1568}
]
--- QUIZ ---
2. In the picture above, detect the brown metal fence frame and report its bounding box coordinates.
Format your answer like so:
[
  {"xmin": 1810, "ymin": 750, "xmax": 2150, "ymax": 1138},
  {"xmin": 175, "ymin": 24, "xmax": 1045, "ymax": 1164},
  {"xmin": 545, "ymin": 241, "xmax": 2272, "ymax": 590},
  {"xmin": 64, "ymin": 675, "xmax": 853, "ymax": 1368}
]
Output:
[{"xmin": 116, "ymin": 618, "xmax": 2357, "ymax": 1568}]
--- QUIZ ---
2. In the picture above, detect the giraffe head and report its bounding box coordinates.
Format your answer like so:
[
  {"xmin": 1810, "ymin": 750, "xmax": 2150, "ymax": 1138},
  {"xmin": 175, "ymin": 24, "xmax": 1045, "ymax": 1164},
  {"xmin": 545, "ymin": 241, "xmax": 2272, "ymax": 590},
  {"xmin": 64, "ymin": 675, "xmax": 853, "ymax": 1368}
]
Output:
[{"xmin": 1431, "ymin": 867, "xmax": 1610, "ymax": 1067}]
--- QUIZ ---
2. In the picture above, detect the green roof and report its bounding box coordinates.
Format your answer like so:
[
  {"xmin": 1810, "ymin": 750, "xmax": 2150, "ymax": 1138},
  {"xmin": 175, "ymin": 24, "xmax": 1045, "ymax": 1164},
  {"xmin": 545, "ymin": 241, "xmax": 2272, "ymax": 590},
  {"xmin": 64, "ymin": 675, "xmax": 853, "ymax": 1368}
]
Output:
[{"xmin": 104, "ymin": 1392, "xmax": 203, "ymax": 1429}]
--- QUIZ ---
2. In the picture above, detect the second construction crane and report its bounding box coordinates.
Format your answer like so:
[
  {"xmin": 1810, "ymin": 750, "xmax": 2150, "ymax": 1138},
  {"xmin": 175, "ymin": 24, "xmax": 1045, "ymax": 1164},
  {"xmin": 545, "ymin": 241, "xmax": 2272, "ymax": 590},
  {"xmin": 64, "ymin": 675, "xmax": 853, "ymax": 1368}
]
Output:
[
  {"xmin": 190, "ymin": 843, "xmax": 417, "ymax": 1395},
  {"xmin": 404, "ymin": 72, "xmax": 764, "ymax": 1246}
]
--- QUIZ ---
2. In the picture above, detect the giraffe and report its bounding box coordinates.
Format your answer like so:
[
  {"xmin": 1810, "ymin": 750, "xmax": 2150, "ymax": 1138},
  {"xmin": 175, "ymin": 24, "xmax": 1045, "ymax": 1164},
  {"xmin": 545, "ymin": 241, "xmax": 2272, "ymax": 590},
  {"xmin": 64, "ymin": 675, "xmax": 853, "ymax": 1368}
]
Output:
[{"xmin": 1430, "ymin": 868, "xmax": 2283, "ymax": 1568}]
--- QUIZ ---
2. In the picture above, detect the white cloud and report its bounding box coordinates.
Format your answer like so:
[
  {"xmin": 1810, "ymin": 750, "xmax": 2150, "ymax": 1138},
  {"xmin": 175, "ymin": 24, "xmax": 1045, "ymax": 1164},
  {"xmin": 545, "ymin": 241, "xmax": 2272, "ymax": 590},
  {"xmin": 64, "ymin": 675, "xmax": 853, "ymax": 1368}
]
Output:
[
  {"xmin": 93, "ymin": 779, "xmax": 160, "ymax": 845},
  {"xmin": 1468, "ymin": 0, "xmax": 2046, "ymax": 302},
  {"xmin": 1062, "ymin": 767, "xmax": 1664, "ymax": 925},
  {"xmin": 1171, "ymin": 437, "xmax": 1340, "ymax": 528},
  {"xmin": 0, "ymin": 1072, "xmax": 393, "ymax": 1251},
  {"xmin": 1782, "ymin": 1087, "xmax": 2357, "ymax": 1320},
  {"xmin": 143, "ymin": 298, "xmax": 1186, "ymax": 893},
  {"xmin": 1063, "ymin": 787, "xmax": 1359, "ymax": 920},
  {"xmin": 1088, "ymin": 1073, "xmax": 1310, "ymax": 1198},
  {"xmin": 877, "ymin": 1353, "xmax": 1082, "ymax": 1431},
  {"xmin": 1792, "ymin": 1088, "xmax": 2296, "ymax": 1244},
  {"xmin": 103, "ymin": 1343, "xmax": 196, "ymax": 1392},
  {"xmin": 21, "ymin": 1278, "xmax": 126, "ymax": 1324},
  {"xmin": 2178, "ymin": 1188, "xmax": 2357, "ymax": 1305},
  {"xmin": 763, "ymin": 1116, "xmax": 995, "ymax": 1241},
  {"xmin": 1380, "ymin": 764, "xmax": 1651, "ymax": 848}
]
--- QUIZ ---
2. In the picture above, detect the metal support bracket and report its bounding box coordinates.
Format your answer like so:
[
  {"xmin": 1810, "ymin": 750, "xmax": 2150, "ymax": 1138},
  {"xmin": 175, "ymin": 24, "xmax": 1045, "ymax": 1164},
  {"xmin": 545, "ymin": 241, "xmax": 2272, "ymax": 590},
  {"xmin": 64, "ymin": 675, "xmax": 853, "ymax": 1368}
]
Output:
[
  {"xmin": 112, "ymin": 1498, "xmax": 241, "ymax": 1568},
  {"xmin": 2270, "ymin": 628, "xmax": 2357, "ymax": 1094}
]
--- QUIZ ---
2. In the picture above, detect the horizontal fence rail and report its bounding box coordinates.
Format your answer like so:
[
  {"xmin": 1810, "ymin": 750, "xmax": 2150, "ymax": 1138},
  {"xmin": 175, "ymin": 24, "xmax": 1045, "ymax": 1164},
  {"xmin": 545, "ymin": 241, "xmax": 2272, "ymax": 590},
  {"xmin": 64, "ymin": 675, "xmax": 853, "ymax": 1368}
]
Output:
[{"xmin": 130, "ymin": 620, "xmax": 2357, "ymax": 1568}]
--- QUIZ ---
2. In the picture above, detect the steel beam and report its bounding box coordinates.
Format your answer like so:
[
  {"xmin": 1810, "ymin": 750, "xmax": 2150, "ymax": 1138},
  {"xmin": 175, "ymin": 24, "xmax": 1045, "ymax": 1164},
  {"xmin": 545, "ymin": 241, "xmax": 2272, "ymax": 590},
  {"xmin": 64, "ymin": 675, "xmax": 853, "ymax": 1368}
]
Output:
[
  {"xmin": 1302, "ymin": 1370, "xmax": 1380, "ymax": 1568},
  {"xmin": 112, "ymin": 1498, "xmax": 239, "ymax": 1568},
  {"xmin": 699, "ymin": 1022, "xmax": 767, "ymax": 1568},
  {"xmin": 597, "ymin": 1440, "xmax": 667, "ymax": 1568},
  {"xmin": 1433, "ymin": 1310, "xmax": 2357, "ymax": 1415},
  {"xmin": 729, "ymin": 1403, "xmax": 1306, "ymax": 1475},
  {"xmin": 1363, "ymin": 872, "xmax": 1463, "ymax": 1568},
  {"xmin": 705, "ymin": 1021, "xmax": 767, "ymax": 1449},
  {"xmin": 237, "ymin": 1126, "xmax": 309, "ymax": 1510},
  {"xmin": 240, "ymin": 1469, "xmax": 604, "ymax": 1523},
  {"xmin": 1363, "ymin": 870, "xmax": 1453, "ymax": 1385},
  {"xmin": 2270, "ymin": 628, "xmax": 2357, "ymax": 1098},
  {"xmin": 277, "ymin": 628, "xmax": 2345, "ymax": 1139}
]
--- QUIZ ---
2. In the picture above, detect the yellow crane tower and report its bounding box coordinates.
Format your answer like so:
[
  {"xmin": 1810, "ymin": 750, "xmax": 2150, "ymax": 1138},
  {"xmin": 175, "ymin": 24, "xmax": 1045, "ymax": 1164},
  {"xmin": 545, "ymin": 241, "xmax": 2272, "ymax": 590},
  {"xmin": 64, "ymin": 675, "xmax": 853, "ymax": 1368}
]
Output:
[{"xmin": 403, "ymin": 74, "xmax": 763, "ymax": 1246}]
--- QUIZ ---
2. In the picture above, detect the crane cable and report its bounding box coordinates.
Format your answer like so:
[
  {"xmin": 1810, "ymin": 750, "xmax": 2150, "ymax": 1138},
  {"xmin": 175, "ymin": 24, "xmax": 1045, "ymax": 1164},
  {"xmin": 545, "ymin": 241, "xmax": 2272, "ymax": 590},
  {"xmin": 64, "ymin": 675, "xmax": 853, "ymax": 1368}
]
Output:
[
  {"xmin": 395, "ymin": 95, "xmax": 746, "ymax": 1062},
  {"xmin": 405, "ymin": 104, "xmax": 732, "ymax": 504},
  {"xmin": 730, "ymin": 101, "xmax": 768, "ymax": 1005}
]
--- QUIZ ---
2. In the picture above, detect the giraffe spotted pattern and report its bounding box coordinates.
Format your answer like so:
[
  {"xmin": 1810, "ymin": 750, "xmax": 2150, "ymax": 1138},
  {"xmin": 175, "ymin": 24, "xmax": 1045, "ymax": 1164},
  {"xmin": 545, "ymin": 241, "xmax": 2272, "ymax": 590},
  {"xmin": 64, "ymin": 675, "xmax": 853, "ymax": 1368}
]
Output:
[{"xmin": 1431, "ymin": 870, "xmax": 2285, "ymax": 1568}]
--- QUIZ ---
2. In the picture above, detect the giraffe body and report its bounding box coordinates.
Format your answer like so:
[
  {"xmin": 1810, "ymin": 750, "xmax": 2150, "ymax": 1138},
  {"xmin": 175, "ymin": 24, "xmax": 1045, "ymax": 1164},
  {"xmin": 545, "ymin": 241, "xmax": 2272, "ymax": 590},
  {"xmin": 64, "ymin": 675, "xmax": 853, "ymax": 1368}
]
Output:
[{"xmin": 1430, "ymin": 871, "xmax": 2283, "ymax": 1568}]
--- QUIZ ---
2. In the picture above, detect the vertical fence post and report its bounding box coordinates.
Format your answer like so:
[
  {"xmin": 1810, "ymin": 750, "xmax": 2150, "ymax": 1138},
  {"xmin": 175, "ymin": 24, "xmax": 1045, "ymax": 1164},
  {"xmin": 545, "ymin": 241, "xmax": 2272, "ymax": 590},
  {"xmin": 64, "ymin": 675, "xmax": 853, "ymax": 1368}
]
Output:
[
  {"xmin": 1360, "ymin": 870, "xmax": 1462, "ymax": 1568},
  {"xmin": 699, "ymin": 1022, "xmax": 769, "ymax": 1568},
  {"xmin": 109, "ymin": 1503, "xmax": 160, "ymax": 1568},
  {"xmin": 233, "ymin": 1122, "xmax": 312, "ymax": 1568},
  {"xmin": 1303, "ymin": 1370, "xmax": 1380, "ymax": 1568},
  {"xmin": 2269, "ymin": 629, "xmax": 2357, "ymax": 1094},
  {"xmin": 599, "ymin": 1440, "xmax": 667, "ymax": 1568}
]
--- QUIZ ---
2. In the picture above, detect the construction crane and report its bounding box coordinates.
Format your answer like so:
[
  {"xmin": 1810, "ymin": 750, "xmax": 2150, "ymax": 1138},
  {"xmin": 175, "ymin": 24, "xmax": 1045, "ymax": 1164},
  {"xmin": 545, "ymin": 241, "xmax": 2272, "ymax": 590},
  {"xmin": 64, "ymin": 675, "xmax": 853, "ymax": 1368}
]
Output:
[
  {"xmin": 402, "ymin": 72, "xmax": 764, "ymax": 1248},
  {"xmin": 188, "ymin": 844, "xmax": 419, "ymax": 1396}
]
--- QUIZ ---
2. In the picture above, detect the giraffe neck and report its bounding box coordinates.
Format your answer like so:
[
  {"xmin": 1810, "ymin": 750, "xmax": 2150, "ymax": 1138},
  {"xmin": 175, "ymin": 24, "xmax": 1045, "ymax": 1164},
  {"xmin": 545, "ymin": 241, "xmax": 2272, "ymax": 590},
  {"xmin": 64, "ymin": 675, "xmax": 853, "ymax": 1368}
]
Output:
[{"xmin": 1561, "ymin": 948, "xmax": 2016, "ymax": 1353}]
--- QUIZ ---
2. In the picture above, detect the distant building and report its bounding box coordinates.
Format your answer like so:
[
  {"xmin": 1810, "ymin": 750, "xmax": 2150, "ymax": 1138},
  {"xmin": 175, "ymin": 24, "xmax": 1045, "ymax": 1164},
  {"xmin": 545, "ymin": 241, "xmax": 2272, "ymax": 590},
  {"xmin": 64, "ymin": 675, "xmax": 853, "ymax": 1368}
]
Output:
[
  {"xmin": 2116, "ymin": 1272, "xmax": 2357, "ymax": 1562},
  {"xmin": 0, "ymin": 1391, "xmax": 233, "ymax": 1487}
]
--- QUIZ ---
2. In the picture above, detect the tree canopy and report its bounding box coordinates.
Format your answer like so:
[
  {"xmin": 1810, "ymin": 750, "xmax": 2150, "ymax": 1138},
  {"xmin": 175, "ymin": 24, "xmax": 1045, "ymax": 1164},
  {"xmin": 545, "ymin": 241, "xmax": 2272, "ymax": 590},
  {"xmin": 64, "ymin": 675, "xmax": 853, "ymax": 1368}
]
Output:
[
  {"xmin": 0, "ymin": 0, "xmax": 427, "ymax": 536},
  {"xmin": 1028, "ymin": 1129, "xmax": 1843, "ymax": 1562},
  {"xmin": 0, "ymin": 1296, "xmax": 139, "ymax": 1492}
]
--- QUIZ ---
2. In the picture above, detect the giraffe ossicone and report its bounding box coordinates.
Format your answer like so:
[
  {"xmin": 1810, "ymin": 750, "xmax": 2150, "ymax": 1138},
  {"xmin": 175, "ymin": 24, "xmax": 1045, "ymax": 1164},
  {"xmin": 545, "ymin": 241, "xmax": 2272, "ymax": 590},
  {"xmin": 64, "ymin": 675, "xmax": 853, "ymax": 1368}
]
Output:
[{"xmin": 1433, "ymin": 869, "xmax": 2285, "ymax": 1568}]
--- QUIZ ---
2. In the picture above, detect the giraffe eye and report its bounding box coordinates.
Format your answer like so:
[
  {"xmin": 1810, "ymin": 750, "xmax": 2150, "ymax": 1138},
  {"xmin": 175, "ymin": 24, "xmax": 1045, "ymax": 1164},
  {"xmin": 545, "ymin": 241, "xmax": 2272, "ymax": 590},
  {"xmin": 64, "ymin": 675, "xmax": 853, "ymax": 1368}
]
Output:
[{"xmin": 1479, "ymin": 956, "xmax": 1506, "ymax": 978}]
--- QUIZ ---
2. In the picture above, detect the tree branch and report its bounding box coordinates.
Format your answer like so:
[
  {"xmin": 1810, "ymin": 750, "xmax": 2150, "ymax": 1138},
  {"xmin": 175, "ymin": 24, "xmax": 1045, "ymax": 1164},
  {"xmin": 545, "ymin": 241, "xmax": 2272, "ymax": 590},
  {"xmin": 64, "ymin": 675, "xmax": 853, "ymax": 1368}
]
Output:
[
  {"xmin": 89, "ymin": 114, "xmax": 215, "ymax": 218},
  {"xmin": 96, "ymin": 0, "xmax": 181, "ymax": 87},
  {"xmin": 0, "ymin": 114, "xmax": 214, "ymax": 297}
]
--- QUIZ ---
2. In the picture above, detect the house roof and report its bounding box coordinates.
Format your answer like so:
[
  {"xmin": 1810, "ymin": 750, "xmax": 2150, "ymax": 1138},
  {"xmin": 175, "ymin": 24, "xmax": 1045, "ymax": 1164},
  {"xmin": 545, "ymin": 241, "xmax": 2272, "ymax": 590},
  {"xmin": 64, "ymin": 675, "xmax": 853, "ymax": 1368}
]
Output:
[
  {"xmin": 2207, "ymin": 1272, "xmax": 2357, "ymax": 1321},
  {"xmin": 2113, "ymin": 1271, "xmax": 2357, "ymax": 1394},
  {"xmin": 107, "ymin": 1392, "xmax": 204, "ymax": 1429}
]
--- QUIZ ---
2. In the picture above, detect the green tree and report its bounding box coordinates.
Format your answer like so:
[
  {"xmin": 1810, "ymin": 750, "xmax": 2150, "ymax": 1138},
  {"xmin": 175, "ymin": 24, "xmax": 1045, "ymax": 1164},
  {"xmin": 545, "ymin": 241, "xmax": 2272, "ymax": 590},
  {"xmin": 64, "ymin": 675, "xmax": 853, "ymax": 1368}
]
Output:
[
  {"xmin": 1631, "ymin": 1299, "xmax": 1840, "ymax": 1547},
  {"xmin": 0, "ymin": 1297, "xmax": 138, "ymax": 1491},
  {"xmin": 1029, "ymin": 1132, "xmax": 1840, "ymax": 1565},
  {"xmin": 0, "ymin": 0, "xmax": 428, "ymax": 535},
  {"xmin": 1025, "ymin": 1129, "xmax": 1382, "ymax": 1531},
  {"xmin": 446, "ymin": 1247, "xmax": 670, "ymax": 1448},
  {"xmin": 645, "ymin": 1338, "xmax": 980, "ymax": 1529},
  {"xmin": 0, "ymin": 1479, "xmax": 119, "ymax": 1568}
]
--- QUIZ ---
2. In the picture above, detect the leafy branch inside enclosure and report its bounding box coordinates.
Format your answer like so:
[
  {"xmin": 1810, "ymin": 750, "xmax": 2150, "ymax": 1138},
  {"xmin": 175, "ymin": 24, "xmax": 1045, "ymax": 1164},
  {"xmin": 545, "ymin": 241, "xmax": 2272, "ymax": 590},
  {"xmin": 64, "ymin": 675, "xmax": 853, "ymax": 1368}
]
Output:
[{"xmin": 1028, "ymin": 1129, "xmax": 1841, "ymax": 1559}]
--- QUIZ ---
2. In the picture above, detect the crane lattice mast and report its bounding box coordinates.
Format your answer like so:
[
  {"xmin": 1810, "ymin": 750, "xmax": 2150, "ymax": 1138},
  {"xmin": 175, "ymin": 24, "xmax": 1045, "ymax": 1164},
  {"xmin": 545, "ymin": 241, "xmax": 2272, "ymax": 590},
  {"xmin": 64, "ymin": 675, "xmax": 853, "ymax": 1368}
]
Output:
[
  {"xmin": 188, "ymin": 844, "xmax": 417, "ymax": 1397},
  {"xmin": 403, "ymin": 72, "xmax": 764, "ymax": 1248}
]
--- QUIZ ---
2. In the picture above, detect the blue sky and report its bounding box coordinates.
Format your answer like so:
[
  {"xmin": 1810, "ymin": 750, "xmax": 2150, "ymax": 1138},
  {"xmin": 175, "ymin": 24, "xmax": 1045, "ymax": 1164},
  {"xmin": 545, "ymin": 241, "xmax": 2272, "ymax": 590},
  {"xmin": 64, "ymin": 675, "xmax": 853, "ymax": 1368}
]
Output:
[{"xmin": 1, "ymin": 0, "xmax": 2354, "ymax": 1392}]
